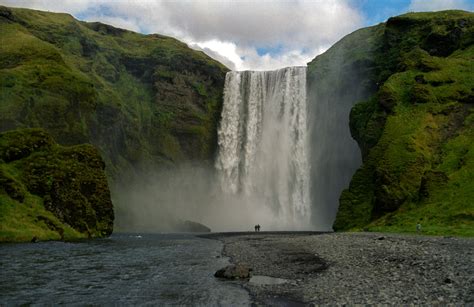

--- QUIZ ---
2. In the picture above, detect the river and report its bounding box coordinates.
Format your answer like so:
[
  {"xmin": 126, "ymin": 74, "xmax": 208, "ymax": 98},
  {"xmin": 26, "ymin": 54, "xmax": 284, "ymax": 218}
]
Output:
[{"xmin": 0, "ymin": 233, "xmax": 250, "ymax": 305}]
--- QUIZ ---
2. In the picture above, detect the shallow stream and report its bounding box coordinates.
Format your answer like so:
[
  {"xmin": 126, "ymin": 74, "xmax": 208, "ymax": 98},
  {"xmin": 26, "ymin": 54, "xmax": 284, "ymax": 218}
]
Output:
[{"xmin": 0, "ymin": 233, "xmax": 250, "ymax": 305}]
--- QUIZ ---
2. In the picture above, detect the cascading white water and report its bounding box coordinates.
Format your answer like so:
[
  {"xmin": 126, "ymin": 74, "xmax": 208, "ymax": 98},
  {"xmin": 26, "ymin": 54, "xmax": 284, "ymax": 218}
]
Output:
[{"xmin": 215, "ymin": 67, "xmax": 311, "ymax": 229}]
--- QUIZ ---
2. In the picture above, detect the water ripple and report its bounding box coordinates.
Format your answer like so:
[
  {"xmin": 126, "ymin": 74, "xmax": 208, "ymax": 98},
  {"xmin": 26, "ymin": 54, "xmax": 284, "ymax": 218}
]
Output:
[{"xmin": 0, "ymin": 234, "xmax": 250, "ymax": 305}]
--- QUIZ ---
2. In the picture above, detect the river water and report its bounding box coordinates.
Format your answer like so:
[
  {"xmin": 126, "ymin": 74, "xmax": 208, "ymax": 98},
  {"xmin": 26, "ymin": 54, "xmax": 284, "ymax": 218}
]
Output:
[{"xmin": 0, "ymin": 234, "xmax": 250, "ymax": 305}]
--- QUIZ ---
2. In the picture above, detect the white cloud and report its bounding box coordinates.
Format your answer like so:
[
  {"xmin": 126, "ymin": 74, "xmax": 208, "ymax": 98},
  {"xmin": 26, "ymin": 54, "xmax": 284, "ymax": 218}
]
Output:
[
  {"xmin": 408, "ymin": 0, "xmax": 473, "ymax": 12},
  {"xmin": 0, "ymin": 0, "xmax": 363, "ymax": 70},
  {"xmin": 83, "ymin": 14, "xmax": 142, "ymax": 32},
  {"xmin": 189, "ymin": 40, "xmax": 243, "ymax": 70},
  {"xmin": 0, "ymin": 0, "xmax": 95, "ymax": 14}
]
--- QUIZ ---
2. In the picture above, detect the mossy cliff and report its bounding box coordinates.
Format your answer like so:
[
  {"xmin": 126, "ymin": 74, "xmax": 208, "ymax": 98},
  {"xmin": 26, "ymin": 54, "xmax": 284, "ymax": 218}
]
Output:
[
  {"xmin": 309, "ymin": 10, "xmax": 474, "ymax": 236},
  {"xmin": 0, "ymin": 6, "xmax": 228, "ymax": 181},
  {"xmin": 0, "ymin": 128, "xmax": 114, "ymax": 242},
  {"xmin": 306, "ymin": 21, "xmax": 381, "ymax": 228}
]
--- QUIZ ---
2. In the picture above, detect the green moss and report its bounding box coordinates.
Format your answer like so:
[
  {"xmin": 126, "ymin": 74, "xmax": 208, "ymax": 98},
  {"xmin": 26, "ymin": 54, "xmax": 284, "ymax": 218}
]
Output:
[
  {"xmin": 350, "ymin": 97, "xmax": 386, "ymax": 156},
  {"xmin": 0, "ymin": 128, "xmax": 54, "ymax": 162},
  {"xmin": 0, "ymin": 5, "xmax": 228, "ymax": 182},
  {"xmin": 0, "ymin": 193, "xmax": 88, "ymax": 242},
  {"xmin": 192, "ymin": 82, "xmax": 208, "ymax": 97},
  {"xmin": 330, "ymin": 10, "xmax": 474, "ymax": 236},
  {"xmin": 0, "ymin": 128, "xmax": 114, "ymax": 242}
]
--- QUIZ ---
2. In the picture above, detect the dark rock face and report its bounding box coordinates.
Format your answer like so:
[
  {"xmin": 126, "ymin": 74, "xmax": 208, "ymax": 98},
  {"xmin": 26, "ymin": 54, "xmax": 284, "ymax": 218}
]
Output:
[
  {"xmin": 0, "ymin": 6, "xmax": 14, "ymax": 21},
  {"xmin": 0, "ymin": 128, "xmax": 114, "ymax": 241},
  {"xmin": 214, "ymin": 263, "xmax": 251, "ymax": 279},
  {"xmin": 422, "ymin": 26, "xmax": 463, "ymax": 57}
]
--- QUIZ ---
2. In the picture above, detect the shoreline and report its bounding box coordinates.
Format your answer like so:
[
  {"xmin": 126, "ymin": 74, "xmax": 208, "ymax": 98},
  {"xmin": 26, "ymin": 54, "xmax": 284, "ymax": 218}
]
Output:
[{"xmin": 202, "ymin": 232, "xmax": 474, "ymax": 305}]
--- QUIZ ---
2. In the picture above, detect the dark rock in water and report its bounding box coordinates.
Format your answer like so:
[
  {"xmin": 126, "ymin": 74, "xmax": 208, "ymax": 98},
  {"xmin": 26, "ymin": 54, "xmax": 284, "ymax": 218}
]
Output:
[
  {"xmin": 177, "ymin": 220, "xmax": 211, "ymax": 233},
  {"xmin": 215, "ymin": 263, "xmax": 251, "ymax": 280}
]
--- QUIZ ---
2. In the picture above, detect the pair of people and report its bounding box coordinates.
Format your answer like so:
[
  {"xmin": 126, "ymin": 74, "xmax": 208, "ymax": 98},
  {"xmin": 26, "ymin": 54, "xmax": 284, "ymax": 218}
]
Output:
[{"xmin": 254, "ymin": 224, "xmax": 261, "ymax": 232}]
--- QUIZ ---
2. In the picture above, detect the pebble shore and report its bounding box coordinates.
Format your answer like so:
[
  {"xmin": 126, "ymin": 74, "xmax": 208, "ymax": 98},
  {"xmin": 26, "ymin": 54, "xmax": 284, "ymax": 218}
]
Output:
[{"xmin": 206, "ymin": 232, "xmax": 474, "ymax": 305}]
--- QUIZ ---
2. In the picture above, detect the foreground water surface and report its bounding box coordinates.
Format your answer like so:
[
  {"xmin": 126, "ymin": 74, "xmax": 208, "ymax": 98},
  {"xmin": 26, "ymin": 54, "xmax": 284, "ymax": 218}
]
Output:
[{"xmin": 0, "ymin": 233, "xmax": 250, "ymax": 305}]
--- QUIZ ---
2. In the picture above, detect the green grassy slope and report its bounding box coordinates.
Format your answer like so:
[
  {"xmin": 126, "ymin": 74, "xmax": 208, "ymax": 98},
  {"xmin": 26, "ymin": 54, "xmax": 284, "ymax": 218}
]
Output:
[
  {"xmin": 0, "ymin": 6, "xmax": 228, "ymax": 180},
  {"xmin": 327, "ymin": 10, "xmax": 474, "ymax": 236},
  {"xmin": 0, "ymin": 128, "xmax": 114, "ymax": 242}
]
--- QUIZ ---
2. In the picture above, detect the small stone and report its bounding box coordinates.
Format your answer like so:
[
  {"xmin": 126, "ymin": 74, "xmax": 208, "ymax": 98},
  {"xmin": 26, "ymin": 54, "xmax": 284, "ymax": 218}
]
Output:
[{"xmin": 444, "ymin": 277, "xmax": 452, "ymax": 284}]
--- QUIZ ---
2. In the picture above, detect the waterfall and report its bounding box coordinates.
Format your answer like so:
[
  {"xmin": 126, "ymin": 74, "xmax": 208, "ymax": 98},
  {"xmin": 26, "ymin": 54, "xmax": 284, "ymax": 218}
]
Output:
[{"xmin": 215, "ymin": 67, "xmax": 311, "ymax": 229}]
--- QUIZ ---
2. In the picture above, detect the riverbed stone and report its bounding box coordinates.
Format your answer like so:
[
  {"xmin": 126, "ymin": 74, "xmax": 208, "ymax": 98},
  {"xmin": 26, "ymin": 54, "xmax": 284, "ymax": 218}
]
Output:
[{"xmin": 214, "ymin": 263, "xmax": 251, "ymax": 279}]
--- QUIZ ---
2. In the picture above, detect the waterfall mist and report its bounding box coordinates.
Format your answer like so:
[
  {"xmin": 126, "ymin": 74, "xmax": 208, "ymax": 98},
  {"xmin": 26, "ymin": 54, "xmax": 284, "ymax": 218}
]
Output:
[
  {"xmin": 306, "ymin": 41, "xmax": 375, "ymax": 230},
  {"xmin": 114, "ymin": 67, "xmax": 312, "ymax": 232},
  {"xmin": 114, "ymin": 57, "xmax": 371, "ymax": 232},
  {"xmin": 113, "ymin": 164, "xmax": 283, "ymax": 232}
]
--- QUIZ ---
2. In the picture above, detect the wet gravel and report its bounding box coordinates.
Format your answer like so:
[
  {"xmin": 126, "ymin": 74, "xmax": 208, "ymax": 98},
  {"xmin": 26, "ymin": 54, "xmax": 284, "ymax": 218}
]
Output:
[{"xmin": 208, "ymin": 232, "xmax": 474, "ymax": 305}]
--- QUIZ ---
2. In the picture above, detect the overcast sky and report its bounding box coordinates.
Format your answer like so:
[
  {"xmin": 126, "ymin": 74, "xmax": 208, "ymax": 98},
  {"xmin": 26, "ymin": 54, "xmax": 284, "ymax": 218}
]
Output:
[{"xmin": 1, "ymin": 0, "xmax": 473, "ymax": 70}]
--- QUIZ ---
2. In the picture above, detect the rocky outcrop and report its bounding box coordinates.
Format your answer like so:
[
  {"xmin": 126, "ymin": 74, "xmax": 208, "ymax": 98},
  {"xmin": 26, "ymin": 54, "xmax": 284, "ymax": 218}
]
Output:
[
  {"xmin": 307, "ymin": 10, "xmax": 474, "ymax": 235},
  {"xmin": 0, "ymin": 128, "xmax": 114, "ymax": 242}
]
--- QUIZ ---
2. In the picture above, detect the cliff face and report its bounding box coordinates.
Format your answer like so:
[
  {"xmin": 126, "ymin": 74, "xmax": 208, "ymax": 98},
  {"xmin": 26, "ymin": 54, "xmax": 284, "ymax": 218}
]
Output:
[
  {"xmin": 0, "ymin": 128, "xmax": 114, "ymax": 242},
  {"xmin": 0, "ymin": 6, "xmax": 228, "ymax": 181},
  {"xmin": 306, "ymin": 24, "xmax": 382, "ymax": 228},
  {"xmin": 309, "ymin": 10, "xmax": 474, "ymax": 236}
]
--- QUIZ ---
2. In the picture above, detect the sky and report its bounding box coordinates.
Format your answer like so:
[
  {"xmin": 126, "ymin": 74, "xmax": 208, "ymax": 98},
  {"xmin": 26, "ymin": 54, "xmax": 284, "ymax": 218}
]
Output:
[{"xmin": 1, "ymin": 0, "xmax": 473, "ymax": 70}]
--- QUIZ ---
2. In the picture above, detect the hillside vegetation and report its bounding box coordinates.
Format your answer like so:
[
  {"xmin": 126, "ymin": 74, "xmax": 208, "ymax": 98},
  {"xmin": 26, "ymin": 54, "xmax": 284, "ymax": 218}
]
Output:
[
  {"xmin": 1, "ymin": 6, "xmax": 472, "ymax": 238},
  {"xmin": 0, "ymin": 128, "xmax": 114, "ymax": 242},
  {"xmin": 312, "ymin": 10, "xmax": 474, "ymax": 236},
  {"xmin": 0, "ymin": 6, "xmax": 228, "ymax": 180}
]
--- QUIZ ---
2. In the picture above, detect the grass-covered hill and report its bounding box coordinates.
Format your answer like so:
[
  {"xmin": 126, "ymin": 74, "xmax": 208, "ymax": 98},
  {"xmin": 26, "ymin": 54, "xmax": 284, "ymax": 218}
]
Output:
[
  {"xmin": 0, "ymin": 128, "xmax": 114, "ymax": 242},
  {"xmin": 1, "ymin": 6, "xmax": 472, "ymax": 238},
  {"xmin": 0, "ymin": 6, "xmax": 228, "ymax": 181},
  {"xmin": 309, "ymin": 10, "xmax": 474, "ymax": 236}
]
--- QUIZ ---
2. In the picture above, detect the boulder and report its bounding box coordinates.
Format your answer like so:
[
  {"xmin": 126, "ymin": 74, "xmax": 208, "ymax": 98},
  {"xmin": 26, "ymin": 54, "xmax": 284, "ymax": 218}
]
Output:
[{"xmin": 214, "ymin": 263, "xmax": 251, "ymax": 279}]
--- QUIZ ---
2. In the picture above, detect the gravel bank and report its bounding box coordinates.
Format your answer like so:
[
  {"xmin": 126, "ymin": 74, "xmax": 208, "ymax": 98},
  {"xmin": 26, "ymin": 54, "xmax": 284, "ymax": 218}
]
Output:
[{"xmin": 205, "ymin": 232, "xmax": 474, "ymax": 305}]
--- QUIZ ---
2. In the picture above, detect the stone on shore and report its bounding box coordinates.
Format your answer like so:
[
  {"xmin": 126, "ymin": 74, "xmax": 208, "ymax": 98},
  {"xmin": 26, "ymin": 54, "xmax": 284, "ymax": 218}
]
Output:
[{"xmin": 214, "ymin": 263, "xmax": 251, "ymax": 279}]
